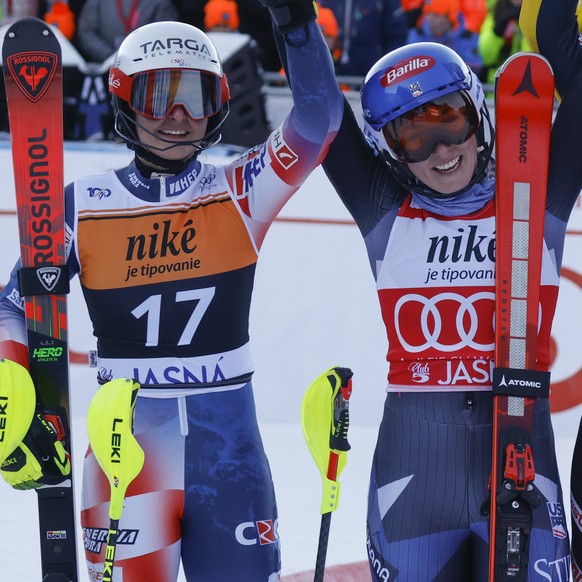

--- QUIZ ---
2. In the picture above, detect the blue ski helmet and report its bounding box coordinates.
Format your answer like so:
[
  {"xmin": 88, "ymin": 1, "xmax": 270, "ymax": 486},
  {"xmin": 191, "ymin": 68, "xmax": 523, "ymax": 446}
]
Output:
[{"xmin": 360, "ymin": 42, "xmax": 494, "ymax": 196}]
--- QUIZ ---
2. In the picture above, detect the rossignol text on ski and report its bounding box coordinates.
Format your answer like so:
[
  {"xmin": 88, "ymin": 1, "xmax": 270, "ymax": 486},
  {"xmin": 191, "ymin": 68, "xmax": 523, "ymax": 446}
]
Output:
[{"xmin": 2, "ymin": 17, "xmax": 78, "ymax": 582}]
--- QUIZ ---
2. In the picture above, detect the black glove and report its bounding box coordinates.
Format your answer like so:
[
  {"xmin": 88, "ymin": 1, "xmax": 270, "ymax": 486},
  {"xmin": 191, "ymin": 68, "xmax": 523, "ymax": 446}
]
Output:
[
  {"xmin": 1, "ymin": 407, "xmax": 71, "ymax": 490},
  {"xmin": 259, "ymin": 0, "xmax": 318, "ymax": 34},
  {"xmin": 493, "ymin": 4, "xmax": 521, "ymax": 39}
]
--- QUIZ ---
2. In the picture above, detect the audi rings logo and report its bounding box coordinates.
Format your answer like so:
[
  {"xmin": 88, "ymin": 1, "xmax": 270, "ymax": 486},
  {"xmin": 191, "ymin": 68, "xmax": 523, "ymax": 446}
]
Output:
[{"xmin": 394, "ymin": 291, "xmax": 495, "ymax": 352}]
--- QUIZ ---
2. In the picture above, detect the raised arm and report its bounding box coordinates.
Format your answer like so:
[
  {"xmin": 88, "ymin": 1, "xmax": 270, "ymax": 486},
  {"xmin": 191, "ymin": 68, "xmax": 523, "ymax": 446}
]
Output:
[
  {"xmin": 520, "ymin": 0, "xmax": 582, "ymax": 98},
  {"xmin": 263, "ymin": 0, "xmax": 344, "ymax": 165},
  {"xmin": 223, "ymin": 3, "xmax": 343, "ymax": 237},
  {"xmin": 520, "ymin": 1, "xmax": 582, "ymax": 223}
]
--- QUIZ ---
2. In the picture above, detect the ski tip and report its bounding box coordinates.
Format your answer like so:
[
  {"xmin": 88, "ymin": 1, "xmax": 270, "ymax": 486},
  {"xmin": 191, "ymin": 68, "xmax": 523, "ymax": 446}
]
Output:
[
  {"xmin": 2, "ymin": 17, "xmax": 60, "ymax": 62},
  {"xmin": 495, "ymin": 51, "xmax": 554, "ymax": 80},
  {"xmin": 2, "ymin": 16, "xmax": 62, "ymax": 102},
  {"xmin": 494, "ymin": 51, "xmax": 555, "ymax": 108},
  {"xmin": 3, "ymin": 17, "xmax": 56, "ymax": 39}
]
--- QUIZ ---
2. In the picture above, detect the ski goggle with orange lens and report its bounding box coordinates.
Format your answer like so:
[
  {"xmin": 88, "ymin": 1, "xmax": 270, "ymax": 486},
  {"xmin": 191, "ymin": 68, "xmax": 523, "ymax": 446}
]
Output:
[
  {"xmin": 109, "ymin": 67, "xmax": 230, "ymax": 120},
  {"xmin": 382, "ymin": 92, "xmax": 479, "ymax": 163}
]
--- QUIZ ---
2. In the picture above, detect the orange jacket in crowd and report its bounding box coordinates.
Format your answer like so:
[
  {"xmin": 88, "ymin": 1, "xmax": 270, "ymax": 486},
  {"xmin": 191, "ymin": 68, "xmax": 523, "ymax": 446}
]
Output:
[{"xmin": 401, "ymin": 0, "xmax": 486, "ymax": 32}]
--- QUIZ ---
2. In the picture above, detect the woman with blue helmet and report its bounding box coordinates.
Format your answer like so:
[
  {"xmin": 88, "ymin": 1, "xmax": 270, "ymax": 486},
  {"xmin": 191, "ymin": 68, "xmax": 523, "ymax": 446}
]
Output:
[
  {"xmin": 317, "ymin": 6, "xmax": 582, "ymax": 579},
  {"xmin": 361, "ymin": 41, "xmax": 494, "ymax": 199}
]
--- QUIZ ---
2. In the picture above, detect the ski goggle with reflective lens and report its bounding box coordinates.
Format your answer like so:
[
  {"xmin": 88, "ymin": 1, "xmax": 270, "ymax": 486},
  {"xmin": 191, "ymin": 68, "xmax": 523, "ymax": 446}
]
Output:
[
  {"xmin": 109, "ymin": 67, "xmax": 230, "ymax": 120},
  {"xmin": 382, "ymin": 92, "xmax": 479, "ymax": 163}
]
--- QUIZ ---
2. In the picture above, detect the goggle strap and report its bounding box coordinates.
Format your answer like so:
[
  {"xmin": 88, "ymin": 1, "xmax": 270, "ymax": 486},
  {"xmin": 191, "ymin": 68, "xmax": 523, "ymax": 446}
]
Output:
[
  {"xmin": 220, "ymin": 73, "xmax": 230, "ymax": 103},
  {"xmin": 109, "ymin": 67, "xmax": 132, "ymax": 102}
]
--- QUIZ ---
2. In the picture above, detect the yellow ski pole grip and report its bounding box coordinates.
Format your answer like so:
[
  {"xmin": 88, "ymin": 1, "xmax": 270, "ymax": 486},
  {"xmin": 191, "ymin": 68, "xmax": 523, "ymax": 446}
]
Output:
[
  {"xmin": 301, "ymin": 366, "xmax": 353, "ymax": 514},
  {"xmin": 87, "ymin": 377, "xmax": 144, "ymax": 519},
  {"xmin": 87, "ymin": 377, "xmax": 144, "ymax": 582},
  {"xmin": 0, "ymin": 358, "xmax": 36, "ymax": 466},
  {"xmin": 301, "ymin": 366, "xmax": 353, "ymax": 581}
]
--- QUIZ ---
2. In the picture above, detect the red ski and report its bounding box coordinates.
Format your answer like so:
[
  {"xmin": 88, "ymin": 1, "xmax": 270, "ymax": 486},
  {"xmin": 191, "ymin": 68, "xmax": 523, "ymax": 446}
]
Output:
[
  {"xmin": 2, "ymin": 18, "xmax": 78, "ymax": 581},
  {"xmin": 488, "ymin": 53, "xmax": 555, "ymax": 581}
]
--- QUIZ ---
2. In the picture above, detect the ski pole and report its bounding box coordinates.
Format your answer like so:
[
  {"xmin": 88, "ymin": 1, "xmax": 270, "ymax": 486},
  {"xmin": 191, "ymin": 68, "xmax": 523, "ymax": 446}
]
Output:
[
  {"xmin": 301, "ymin": 366, "xmax": 353, "ymax": 582},
  {"xmin": 87, "ymin": 378, "xmax": 144, "ymax": 582},
  {"xmin": 0, "ymin": 359, "xmax": 36, "ymax": 466}
]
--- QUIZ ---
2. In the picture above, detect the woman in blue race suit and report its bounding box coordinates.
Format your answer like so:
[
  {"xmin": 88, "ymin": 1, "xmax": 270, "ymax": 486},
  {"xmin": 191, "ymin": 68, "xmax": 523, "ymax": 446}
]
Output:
[{"xmin": 305, "ymin": 0, "xmax": 582, "ymax": 578}]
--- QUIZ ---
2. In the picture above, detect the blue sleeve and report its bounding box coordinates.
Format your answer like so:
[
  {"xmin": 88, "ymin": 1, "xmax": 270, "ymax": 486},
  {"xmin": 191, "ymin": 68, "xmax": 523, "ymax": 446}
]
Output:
[
  {"xmin": 0, "ymin": 180, "xmax": 80, "ymax": 357},
  {"xmin": 519, "ymin": 0, "xmax": 582, "ymax": 221},
  {"xmin": 283, "ymin": 22, "xmax": 344, "ymax": 143},
  {"xmin": 65, "ymin": 182, "xmax": 81, "ymax": 278},
  {"xmin": 546, "ymin": 66, "xmax": 582, "ymax": 221},
  {"xmin": 0, "ymin": 181, "xmax": 80, "ymax": 310},
  {"xmin": 0, "ymin": 260, "xmax": 24, "ymax": 313},
  {"xmin": 322, "ymin": 97, "xmax": 404, "ymax": 238}
]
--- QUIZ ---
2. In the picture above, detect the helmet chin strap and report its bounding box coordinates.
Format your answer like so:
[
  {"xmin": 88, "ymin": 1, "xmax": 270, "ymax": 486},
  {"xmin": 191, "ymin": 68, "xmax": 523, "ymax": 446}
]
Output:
[
  {"xmin": 134, "ymin": 144, "xmax": 197, "ymax": 175},
  {"xmin": 114, "ymin": 106, "xmax": 225, "ymax": 174}
]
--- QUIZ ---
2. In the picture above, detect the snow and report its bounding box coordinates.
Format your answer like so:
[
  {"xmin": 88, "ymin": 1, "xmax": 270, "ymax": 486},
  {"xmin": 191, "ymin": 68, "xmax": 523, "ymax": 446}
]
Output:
[{"xmin": 0, "ymin": 140, "xmax": 581, "ymax": 580}]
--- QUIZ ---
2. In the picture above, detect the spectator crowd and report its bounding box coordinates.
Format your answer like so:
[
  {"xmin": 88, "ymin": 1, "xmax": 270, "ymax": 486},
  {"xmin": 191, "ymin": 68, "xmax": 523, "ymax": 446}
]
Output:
[
  {"xmin": 0, "ymin": 0, "xmax": 556, "ymax": 141},
  {"xmin": 0, "ymin": 0, "xmax": 539, "ymax": 79}
]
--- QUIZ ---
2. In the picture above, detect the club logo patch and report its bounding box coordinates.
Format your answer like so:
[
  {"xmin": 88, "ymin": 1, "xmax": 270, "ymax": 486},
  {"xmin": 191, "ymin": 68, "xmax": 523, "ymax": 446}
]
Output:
[
  {"xmin": 36, "ymin": 266, "xmax": 62, "ymax": 292},
  {"xmin": 6, "ymin": 51, "xmax": 58, "ymax": 102}
]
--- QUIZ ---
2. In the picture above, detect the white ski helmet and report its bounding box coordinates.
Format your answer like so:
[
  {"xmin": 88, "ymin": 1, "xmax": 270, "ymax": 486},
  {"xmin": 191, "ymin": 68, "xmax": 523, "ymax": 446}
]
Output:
[{"xmin": 108, "ymin": 21, "xmax": 230, "ymax": 158}]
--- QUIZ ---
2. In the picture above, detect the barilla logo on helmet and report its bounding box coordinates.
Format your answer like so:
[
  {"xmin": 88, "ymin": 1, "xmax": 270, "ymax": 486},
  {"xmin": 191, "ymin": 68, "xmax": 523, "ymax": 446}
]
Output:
[{"xmin": 381, "ymin": 56, "xmax": 436, "ymax": 87}]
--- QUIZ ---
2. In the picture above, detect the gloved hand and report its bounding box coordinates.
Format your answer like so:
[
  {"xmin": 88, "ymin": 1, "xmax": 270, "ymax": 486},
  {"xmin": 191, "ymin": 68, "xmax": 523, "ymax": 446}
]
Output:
[
  {"xmin": 493, "ymin": 4, "xmax": 521, "ymax": 39},
  {"xmin": 259, "ymin": 0, "xmax": 318, "ymax": 34},
  {"xmin": 1, "ymin": 407, "xmax": 71, "ymax": 490}
]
